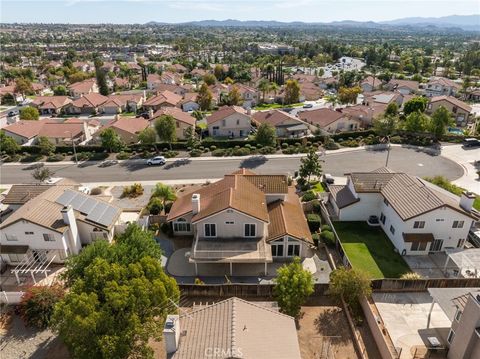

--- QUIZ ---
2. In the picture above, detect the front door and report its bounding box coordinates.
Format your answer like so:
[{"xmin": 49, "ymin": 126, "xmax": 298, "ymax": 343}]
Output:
[{"xmin": 32, "ymin": 250, "xmax": 47, "ymax": 263}]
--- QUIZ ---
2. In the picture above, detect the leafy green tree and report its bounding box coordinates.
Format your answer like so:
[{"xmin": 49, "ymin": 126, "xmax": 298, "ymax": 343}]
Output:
[
  {"xmin": 94, "ymin": 58, "xmax": 109, "ymax": 96},
  {"xmin": 100, "ymin": 128, "xmax": 124, "ymax": 153},
  {"xmin": 53, "ymin": 85, "xmax": 67, "ymax": 96},
  {"xmin": 429, "ymin": 106, "xmax": 453, "ymax": 139},
  {"xmin": 32, "ymin": 167, "xmax": 54, "ymax": 183},
  {"xmin": 203, "ymin": 73, "xmax": 216, "ymax": 86},
  {"xmin": 257, "ymin": 79, "xmax": 270, "ymax": 103},
  {"xmin": 147, "ymin": 197, "xmax": 163, "ymax": 215},
  {"xmin": 338, "ymin": 86, "xmax": 361, "ymax": 104},
  {"xmin": 1, "ymin": 93, "xmax": 15, "ymax": 105},
  {"xmin": 274, "ymin": 257, "xmax": 314, "ymax": 317},
  {"xmin": 299, "ymin": 148, "xmax": 322, "ymax": 182},
  {"xmin": 52, "ymin": 224, "xmax": 179, "ymax": 359},
  {"xmin": 224, "ymin": 85, "xmax": 243, "ymax": 106},
  {"xmin": 403, "ymin": 97, "xmax": 428, "ymax": 115},
  {"xmin": 255, "ymin": 123, "xmax": 277, "ymax": 147},
  {"xmin": 138, "ymin": 127, "xmax": 157, "ymax": 146},
  {"xmin": 15, "ymin": 77, "xmax": 33, "ymax": 97},
  {"xmin": 197, "ymin": 83, "xmax": 213, "ymax": 110},
  {"xmin": 404, "ymin": 111, "xmax": 429, "ymax": 133},
  {"xmin": 20, "ymin": 285, "xmax": 64, "ymax": 329},
  {"xmin": 151, "ymin": 183, "xmax": 177, "ymax": 212},
  {"xmin": 384, "ymin": 102, "xmax": 398, "ymax": 117},
  {"xmin": 284, "ymin": 79, "xmax": 300, "ymax": 105},
  {"xmin": 184, "ymin": 126, "xmax": 200, "ymax": 149},
  {"xmin": 37, "ymin": 136, "xmax": 55, "ymax": 155},
  {"xmin": 20, "ymin": 106, "xmax": 40, "ymax": 121},
  {"xmin": 328, "ymin": 267, "xmax": 372, "ymax": 312},
  {"xmin": 213, "ymin": 64, "xmax": 225, "ymax": 81},
  {"xmin": 0, "ymin": 131, "xmax": 20, "ymax": 154},
  {"xmin": 154, "ymin": 115, "xmax": 176, "ymax": 150},
  {"xmin": 373, "ymin": 115, "xmax": 398, "ymax": 137}
]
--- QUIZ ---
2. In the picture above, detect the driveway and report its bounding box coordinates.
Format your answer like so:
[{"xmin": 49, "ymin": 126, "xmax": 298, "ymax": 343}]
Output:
[{"xmin": 441, "ymin": 144, "xmax": 480, "ymax": 194}]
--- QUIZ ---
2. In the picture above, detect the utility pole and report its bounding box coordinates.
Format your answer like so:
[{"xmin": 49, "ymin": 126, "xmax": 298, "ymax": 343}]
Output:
[{"xmin": 385, "ymin": 135, "xmax": 391, "ymax": 168}]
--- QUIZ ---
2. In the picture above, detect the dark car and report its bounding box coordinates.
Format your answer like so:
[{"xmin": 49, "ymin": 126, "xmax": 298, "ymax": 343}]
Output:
[
  {"xmin": 7, "ymin": 110, "xmax": 18, "ymax": 117},
  {"xmin": 136, "ymin": 112, "xmax": 150, "ymax": 119},
  {"xmin": 463, "ymin": 138, "xmax": 480, "ymax": 148},
  {"xmin": 282, "ymin": 107, "xmax": 294, "ymax": 113}
]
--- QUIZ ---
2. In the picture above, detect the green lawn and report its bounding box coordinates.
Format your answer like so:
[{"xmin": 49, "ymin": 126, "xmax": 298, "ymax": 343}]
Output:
[
  {"xmin": 334, "ymin": 222, "xmax": 411, "ymax": 279},
  {"xmin": 253, "ymin": 102, "xmax": 304, "ymax": 110},
  {"xmin": 310, "ymin": 181, "xmax": 326, "ymax": 193}
]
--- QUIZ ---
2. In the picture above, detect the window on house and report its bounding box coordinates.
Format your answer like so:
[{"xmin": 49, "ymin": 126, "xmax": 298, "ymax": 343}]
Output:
[
  {"xmin": 287, "ymin": 243, "xmax": 300, "ymax": 257},
  {"xmin": 43, "ymin": 233, "xmax": 55, "ymax": 242},
  {"xmin": 25, "ymin": 231, "xmax": 34, "ymax": 235},
  {"xmin": 236, "ymin": 119, "xmax": 239, "ymax": 125},
  {"xmin": 413, "ymin": 221, "xmax": 425, "ymax": 229},
  {"xmin": 225, "ymin": 221, "xmax": 234, "ymax": 225},
  {"xmin": 222, "ymin": 119, "xmax": 226, "ymax": 126},
  {"xmin": 454, "ymin": 308, "xmax": 462, "ymax": 322},
  {"xmin": 173, "ymin": 218, "xmax": 191, "ymax": 232},
  {"xmin": 5, "ymin": 234, "xmax": 18, "ymax": 241},
  {"xmin": 244, "ymin": 224, "xmax": 256, "ymax": 237},
  {"xmin": 380, "ymin": 213, "xmax": 386, "ymax": 225},
  {"xmin": 447, "ymin": 329, "xmax": 455, "ymax": 344},
  {"xmin": 389, "ymin": 225, "xmax": 395, "ymax": 235},
  {"xmin": 8, "ymin": 253, "xmax": 24, "ymax": 262},
  {"xmin": 411, "ymin": 241, "xmax": 427, "ymax": 251},
  {"xmin": 271, "ymin": 244, "xmax": 284, "ymax": 257},
  {"xmin": 452, "ymin": 107, "xmax": 457, "ymax": 113},
  {"xmin": 452, "ymin": 221, "xmax": 464, "ymax": 229},
  {"xmin": 176, "ymin": 122, "xmax": 179, "ymax": 128},
  {"xmin": 457, "ymin": 238, "xmax": 465, "ymax": 248},
  {"xmin": 204, "ymin": 223, "xmax": 216, "ymax": 237},
  {"xmin": 436, "ymin": 218, "xmax": 444, "ymax": 222}
]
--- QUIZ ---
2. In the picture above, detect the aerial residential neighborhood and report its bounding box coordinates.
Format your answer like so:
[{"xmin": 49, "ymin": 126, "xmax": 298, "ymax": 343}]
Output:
[{"xmin": 0, "ymin": 2, "xmax": 479, "ymax": 359}]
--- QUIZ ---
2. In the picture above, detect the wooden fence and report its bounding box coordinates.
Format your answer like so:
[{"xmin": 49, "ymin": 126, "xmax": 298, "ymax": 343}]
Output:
[
  {"xmin": 371, "ymin": 278, "xmax": 480, "ymax": 292},
  {"xmin": 179, "ymin": 283, "xmax": 328, "ymax": 298}
]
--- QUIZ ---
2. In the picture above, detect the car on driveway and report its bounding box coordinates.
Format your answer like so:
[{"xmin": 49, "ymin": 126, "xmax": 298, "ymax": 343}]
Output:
[
  {"xmin": 303, "ymin": 103, "xmax": 313, "ymax": 108},
  {"xmin": 147, "ymin": 156, "xmax": 166, "ymax": 166},
  {"xmin": 7, "ymin": 110, "xmax": 18, "ymax": 117},
  {"xmin": 463, "ymin": 138, "xmax": 480, "ymax": 148}
]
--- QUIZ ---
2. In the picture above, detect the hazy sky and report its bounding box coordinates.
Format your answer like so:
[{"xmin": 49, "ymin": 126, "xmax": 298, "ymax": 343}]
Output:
[{"xmin": 1, "ymin": 0, "xmax": 479, "ymax": 24}]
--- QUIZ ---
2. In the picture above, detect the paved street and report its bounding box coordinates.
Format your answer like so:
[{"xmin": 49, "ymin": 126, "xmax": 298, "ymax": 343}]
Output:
[{"xmin": 0, "ymin": 147, "xmax": 463, "ymax": 185}]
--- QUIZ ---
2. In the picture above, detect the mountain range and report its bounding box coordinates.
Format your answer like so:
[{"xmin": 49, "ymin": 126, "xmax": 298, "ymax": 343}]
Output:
[{"xmin": 146, "ymin": 15, "xmax": 480, "ymax": 32}]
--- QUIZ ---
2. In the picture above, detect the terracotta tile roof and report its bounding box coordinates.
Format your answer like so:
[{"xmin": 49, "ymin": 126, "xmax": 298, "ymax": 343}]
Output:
[
  {"xmin": 299, "ymin": 82, "xmax": 323, "ymax": 100},
  {"xmin": 152, "ymin": 107, "xmax": 196, "ymax": 126},
  {"xmin": 253, "ymin": 109, "xmax": 305, "ymax": 127},
  {"xmin": 298, "ymin": 108, "xmax": 345, "ymax": 128},
  {"xmin": 173, "ymin": 297, "xmax": 301, "ymax": 359},
  {"xmin": 153, "ymin": 83, "xmax": 186, "ymax": 94},
  {"xmin": 3, "ymin": 184, "xmax": 53, "ymax": 205},
  {"xmin": 102, "ymin": 94, "xmax": 143, "ymax": 108},
  {"xmin": 267, "ymin": 187, "xmax": 313, "ymax": 243},
  {"xmin": 32, "ymin": 96, "xmax": 71, "ymax": 110},
  {"xmin": 239, "ymin": 174, "xmax": 289, "ymax": 194},
  {"xmin": 361, "ymin": 75, "xmax": 380, "ymax": 88},
  {"xmin": 70, "ymin": 93, "xmax": 108, "ymax": 108},
  {"xmin": 107, "ymin": 117, "xmax": 149, "ymax": 135},
  {"xmin": 181, "ymin": 92, "xmax": 198, "ymax": 103},
  {"xmin": 388, "ymin": 79, "xmax": 419, "ymax": 91},
  {"xmin": 207, "ymin": 106, "xmax": 249, "ymax": 125},
  {"xmin": 428, "ymin": 77, "xmax": 461, "ymax": 89},
  {"xmin": 329, "ymin": 185, "xmax": 359, "ymax": 209},
  {"xmin": 38, "ymin": 123, "xmax": 85, "ymax": 138},
  {"xmin": 68, "ymin": 78, "xmax": 96, "ymax": 93},
  {"xmin": 430, "ymin": 95, "xmax": 472, "ymax": 112},
  {"xmin": 114, "ymin": 77, "xmax": 129, "ymax": 87},
  {"xmin": 3, "ymin": 120, "xmax": 45, "ymax": 139},
  {"xmin": 143, "ymin": 90, "xmax": 182, "ymax": 107}
]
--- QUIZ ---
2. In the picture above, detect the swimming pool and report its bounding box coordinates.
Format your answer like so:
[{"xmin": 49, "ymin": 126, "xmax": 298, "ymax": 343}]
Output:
[{"xmin": 447, "ymin": 127, "xmax": 463, "ymax": 135}]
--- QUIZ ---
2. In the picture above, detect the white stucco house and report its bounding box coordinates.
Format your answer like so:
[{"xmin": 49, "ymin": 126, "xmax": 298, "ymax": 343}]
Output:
[
  {"xmin": 328, "ymin": 168, "xmax": 477, "ymax": 255},
  {"xmin": 0, "ymin": 181, "xmax": 122, "ymax": 266},
  {"xmin": 206, "ymin": 106, "xmax": 252, "ymax": 138},
  {"xmin": 166, "ymin": 169, "xmax": 314, "ymax": 275}
]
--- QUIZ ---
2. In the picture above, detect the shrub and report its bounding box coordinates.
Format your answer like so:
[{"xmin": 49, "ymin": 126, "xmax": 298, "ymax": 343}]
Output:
[
  {"xmin": 311, "ymin": 200, "xmax": 321, "ymax": 213},
  {"xmin": 20, "ymin": 153, "xmax": 44, "ymax": 162},
  {"xmin": 324, "ymin": 140, "xmax": 340, "ymax": 150},
  {"xmin": 320, "ymin": 230, "xmax": 335, "ymax": 247},
  {"xmin": 194, "ymin": 278, "xmax": 205, "ymax": 285},
  {"xmin": 281, "ymin": 142, "xmax": 289, "ymax": 148},
  {"xmin": 163, "ymin": 150, "xmax": 178, "ymax": 158},
  {"xmin": 307, "ymin": 213, "xmax": 321, "ymax": 232},
  {"xmin": 90, "ymin": 152, "xmax": 109, "ymax": 161},
  {"xmin": 20, "ymin": 285, "xmax": 64, "ymax": 329},
  {"xmin": 46, "ymin": 153, "xmax": 65, "ymax": 162},
  {"xmin": 302, "ymin": 190, "xmax": 317, "ymax": 202},
  {"xmin": 258, "ymin": 146, "xmax": 276, "ymax": 155},
  {"xmin": 76, "ymin": 152, "xmax": 92, "ymax": 161},
  {"xmin": 389, "ymin": 135, "xmax": 402, "ymax": 144},
  {"xmin": 122, "ymin": 183, "xmax": 144, "ymax": 198},
  {"xmin": 164, "ymin": 201, "xmax": 173, "ymax": 214},
  {"xmin": 400, "ymin": 272, "xmax": 423, "ymax": 280},
  {"xmin": 312, "ymin": 233, "xmax": 320, "ymax": 246},
  {"xmin": 90, "ymin": 187, "xmax": 103, "ymax": 195},
  {"xmin": 147, "ymin": 197, "xmax": 163, "ymax": 215},
  {"xmin": 233, "ymin": 147, "xmax": 250, "ymax": 156},
  {"xmin": 160, "ymin": 222, "xmax": 173, "ymax": 237},
  {"xmin": 116, "ymin": 151, "xmax": 130, "ymax": 160},
  {"xmin": 209, "ymin": 145, "xmax": 217, "ymax": 151},
  {"xmin": 212, "ymin": 149, "xmax": 226, "ymax": 157},
  {"xmin": 189, "ymin": 149, "xmax": 202, "ymax": 157},
  {"xmin": 320, "ymin": 224, "xmax": 331, "ymax": 232}
]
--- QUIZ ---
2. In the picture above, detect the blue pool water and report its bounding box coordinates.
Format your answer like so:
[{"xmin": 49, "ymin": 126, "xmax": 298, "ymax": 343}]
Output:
[{"xmin": 447, "ymin": 127, "xmax": 463, "ymax": 135}]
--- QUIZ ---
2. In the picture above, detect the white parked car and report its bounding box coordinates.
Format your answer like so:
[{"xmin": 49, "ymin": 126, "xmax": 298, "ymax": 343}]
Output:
[{"xmin": 147, "ymin": 156, "xmax": 166, "ymax": 166}]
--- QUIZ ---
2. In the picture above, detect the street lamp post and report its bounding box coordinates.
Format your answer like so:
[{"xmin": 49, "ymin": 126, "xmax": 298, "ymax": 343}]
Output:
[
  {"xmin": 385, "ymin": 135, "xmax": 391, "ymax": 168},
  {"xmin": 66, "ymin": 131, "xmax": 78, "ymax": 165}
]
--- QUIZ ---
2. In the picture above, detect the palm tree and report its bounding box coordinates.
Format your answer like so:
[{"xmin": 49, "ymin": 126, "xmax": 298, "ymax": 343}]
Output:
[
  {"xmin": 151, "ymin": 183, "xmax": 177, "ymax": 214},
  {"xmin": 268, "ymin": 82, "xmax": 280, "ymax": 102},
  {"xmin": 325, "ymin": 94, "xmax": 339, "ymax": 108},
  {"xmin": 258, "ymin": 79, "xmax": 270, "ymax": 103}
]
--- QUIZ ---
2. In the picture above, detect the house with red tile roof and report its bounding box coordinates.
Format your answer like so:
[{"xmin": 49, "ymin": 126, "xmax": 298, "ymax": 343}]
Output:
[
  {"xmin": 64, "ymin": 93, "xmax": 108, "ymax": 115},
  {"xmin": 68, "ymin": 78, "xmax": 98, "ymax": 98},
  {"xmin": 387, "ymin": 79, "xmax": 419, "ymax": 95},
  {"xmin": 100, "ymin": 117, "xmax": 150, "ymax": 144},
  {"xmin": 207, "ymin": 106, "xmax": 252, "ymax": 138},
  {"xmin": 427, "ymin": 96, "xmax": 472, "ymax": 127},
  {"xmin": 31, "ymin": 96, "xmax": 72, "ymax": 115},
  {"xmin": 143, "ymin": 90, "xmax": 182, "ymax": 111},
  {"xmin": 298, "ymin": 108, "xmax": 362, "ymax": 133},
  {"xmin": 252, "ymin": 110, "xmax": 313, "ymax": 138},
  {"xmin": 150, "ymin": 107, "xmax": 196, "ymax": 140},
  {"xmin": 180, "ymin": 92, "xmax": 199, "ymax": 112},
  {"xmin": 99, "ymin": 93, "xmax": 145, "ymax": 114},
  {"xmin": 360, "ymin": 75, "xmax": 382, "ymax": 92}
]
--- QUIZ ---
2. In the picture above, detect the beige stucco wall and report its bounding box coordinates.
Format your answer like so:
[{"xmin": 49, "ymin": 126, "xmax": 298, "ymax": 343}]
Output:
[{"xmin": 208, "ymin": 113, "xmax": 252, "ymax": 138}]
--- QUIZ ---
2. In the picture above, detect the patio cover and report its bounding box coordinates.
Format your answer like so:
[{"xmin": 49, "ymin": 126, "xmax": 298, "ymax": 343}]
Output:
[
  {"xmin": 0, "ymin": 244, "xmax": 29, "ymax": 254},
  {"xmin": 403, "ymin": 233, "xmax": 434, "ymax": 243},
  {"xmin": 428, "ymin": 288, "xmax": 479, "ymax": 321},
  {"xmin": 444, "ymin": 248, "xmax": 480, "ymax": 276}
]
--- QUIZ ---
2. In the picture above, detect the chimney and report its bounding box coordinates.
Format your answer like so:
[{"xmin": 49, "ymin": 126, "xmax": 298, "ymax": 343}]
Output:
[
  {"xmin": 148, "ymin": 108, "xmax": 154, "ymax": 119},
  {"xmin": 143, "ymin": 89, "xmax": 146, "ymax": 100},
  {"xmin": 460, "ymin": 191, "xmax": 476, "ymax": 212},
  {"xmin": 163, "ymin": 314, "xmax": 180, "ymax": 354},
  {"xmin": 192, "ymin": 194, "xmax": 200, "ymax": 214},
  {"xmin": 61, "ymin": 205, "xmax": 81, "ymax": 255}
]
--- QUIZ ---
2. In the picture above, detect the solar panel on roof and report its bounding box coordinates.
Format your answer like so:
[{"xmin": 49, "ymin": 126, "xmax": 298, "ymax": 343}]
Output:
[
  {"xmin": 96, "ymin": 206, "xmax": 119, "ymax": 226},
  {"xmin": 86, "ymin": 202, "xmax": 109, "ymax": 223},
  {"xmin": 56, "ymin": 189, "xmax": 77, "ymax": 206},
  {"xmin": 78, "ymin": 197, "xmax": 98, "ymax": 214}
]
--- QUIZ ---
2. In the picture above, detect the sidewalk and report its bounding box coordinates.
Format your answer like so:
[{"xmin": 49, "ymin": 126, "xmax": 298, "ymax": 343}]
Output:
[{"xmin": 441, "ymin": 144, "xmax": 480, "ymax": 194}]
